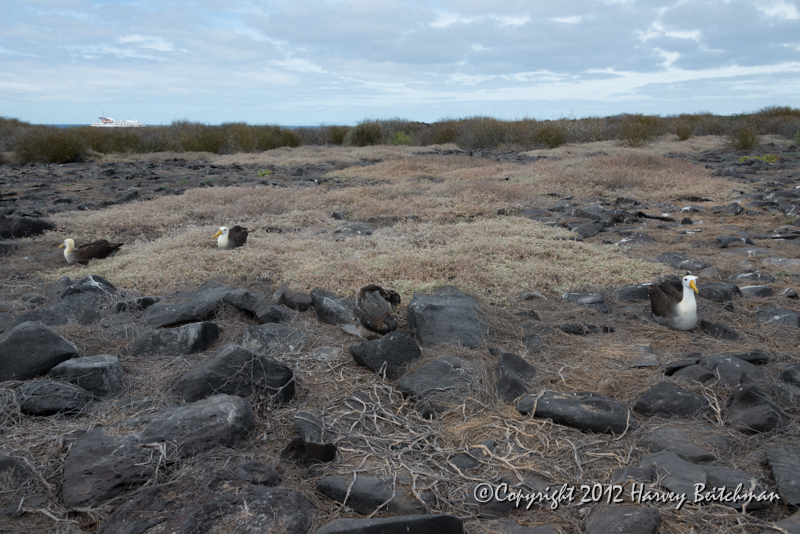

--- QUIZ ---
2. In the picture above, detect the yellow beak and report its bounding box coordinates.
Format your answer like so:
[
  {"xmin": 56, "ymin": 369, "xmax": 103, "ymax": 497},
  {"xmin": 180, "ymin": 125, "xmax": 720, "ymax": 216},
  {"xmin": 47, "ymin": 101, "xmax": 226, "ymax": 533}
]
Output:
[
  {"xmin": 212, "ymin": 230, "xmax": 222, "ymax": 239},
  {"xmin": 58, "ymin": 243, "xmax": 66, "ymax": 249},
  {"xmin": 689, "ymin": 279, "xmax": 698, "ymax": 294}
]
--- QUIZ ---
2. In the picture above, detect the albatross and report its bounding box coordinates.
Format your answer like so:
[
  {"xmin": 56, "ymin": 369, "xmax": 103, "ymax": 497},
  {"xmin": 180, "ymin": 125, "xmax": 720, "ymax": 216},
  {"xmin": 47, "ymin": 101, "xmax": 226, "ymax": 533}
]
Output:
[
  {"xmin": 649, "ymin": 275, "xmax": 699, "ymax": 331},
  {"xmin": 213, "ymin": 226, "xmax": 248, "ymax": 249},
  {"xmin": 345, "ymin": 283, "xmax": 401, "ymax": 340},
  {"xmin": 58, "ymin": 238, "xmax": 123, "ymax": 265}
]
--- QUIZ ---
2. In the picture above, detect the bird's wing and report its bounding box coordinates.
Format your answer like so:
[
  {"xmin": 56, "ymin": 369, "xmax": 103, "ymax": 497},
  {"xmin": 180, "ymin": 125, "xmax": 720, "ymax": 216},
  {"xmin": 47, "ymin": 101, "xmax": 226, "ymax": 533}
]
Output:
[
  {"xmin": 649, "ymin": 283, "xmax": 679, "ymax": 318},
  {"xmin": 75, "ymin": 241, "xmax": 123, "ymax": 263},
  {"xmin": 229, "ymin": 226, "xmax": 248, "ymax": 246}
]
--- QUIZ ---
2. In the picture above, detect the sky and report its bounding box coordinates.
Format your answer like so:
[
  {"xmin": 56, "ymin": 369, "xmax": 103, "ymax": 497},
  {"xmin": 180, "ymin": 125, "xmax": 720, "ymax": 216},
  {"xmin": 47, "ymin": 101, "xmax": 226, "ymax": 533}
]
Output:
[{"xmin": 1, "ymin": 0, "xmax": 799, "ymax": 126}]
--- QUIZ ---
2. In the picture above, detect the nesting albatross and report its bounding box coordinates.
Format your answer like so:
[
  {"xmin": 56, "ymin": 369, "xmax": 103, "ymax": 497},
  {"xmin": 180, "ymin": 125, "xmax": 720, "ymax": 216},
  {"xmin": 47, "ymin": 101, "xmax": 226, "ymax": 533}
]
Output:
[
  {"xmin": 213, "ymin": 226, "xmax": 248, "ymax": 249},
  {"xmin": 343, "ymin": 283, "xmax": 401, "ymax": 340},
  {"xmin": 58, "ymin": 238, "xmax": 123, "ymax": 265},
  {"xmin": 649, "ymin": 274, "xmax": 699, "ymax": 331}
]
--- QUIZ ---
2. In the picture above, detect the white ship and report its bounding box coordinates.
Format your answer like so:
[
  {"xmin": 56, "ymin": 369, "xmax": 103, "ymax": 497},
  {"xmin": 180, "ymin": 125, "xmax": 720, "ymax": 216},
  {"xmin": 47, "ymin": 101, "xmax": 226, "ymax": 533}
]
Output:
[{"xmin": 90, "ymin": 116, "xmax": 145, "ymax": 128}]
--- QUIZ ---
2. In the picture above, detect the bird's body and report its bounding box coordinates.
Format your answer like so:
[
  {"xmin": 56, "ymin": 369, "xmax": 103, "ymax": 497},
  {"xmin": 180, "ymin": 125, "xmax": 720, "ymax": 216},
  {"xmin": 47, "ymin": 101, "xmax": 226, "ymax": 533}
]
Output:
[
  {"xmin": 649, "ymin": 275, "xmax": 699, "ymax": 331},
  {"xmin": 353, "ymin": 283, "xmax": 401, "ymax": 340},
  {"xmin": 58, "ymin": 238, "xmax": 123, "ymax": 265},
  {"xmin": 213, "ymin": 225, "xmax": 248, "ymax": 249}
]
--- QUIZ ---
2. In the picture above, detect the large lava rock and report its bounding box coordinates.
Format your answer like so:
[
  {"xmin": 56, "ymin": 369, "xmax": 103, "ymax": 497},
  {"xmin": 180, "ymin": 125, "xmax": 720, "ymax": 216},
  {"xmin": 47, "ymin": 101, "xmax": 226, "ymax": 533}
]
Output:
[
  {"xmin": 0, "ymin": 216, "xmax": 55, "ymax": 238},
  {"xmin": 171, "ymin": 342, "xmax": 294, "ymax": 403},
  {"xmin": 48, "ymin": 355, "xmax": 124, "ymax": 398},
  {"xmin": 62, "ymin": 394, "xmax": 255, "ymax": 508},
  {"xmin": 517, "ymin": 391, "xmax": 639, "ymax": 434},
  {"xmin": 127, "ymin": 322, "xmax": 220, "ymax": 357},
  {"xmin": 98, "ymin": 463, "xmax": 314, "ymax": 534},
  {"xmin": 406, "ymin": 286, "xmax": 488, "ymax": 348},
  {"xmin": 0, "ymin": 322, "xmax": 77, "ymax": 381},
  {"xmin": 349, "ymin": 332, "xmax": 422, "ymax": 380}
]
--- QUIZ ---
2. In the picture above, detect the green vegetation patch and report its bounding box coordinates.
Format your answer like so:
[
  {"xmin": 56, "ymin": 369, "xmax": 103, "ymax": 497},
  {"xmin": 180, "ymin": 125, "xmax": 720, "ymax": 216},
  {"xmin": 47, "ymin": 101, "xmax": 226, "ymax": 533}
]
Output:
[{"xmin": 738, "ymin": 154, "xmax": 779, "ymax": 163}]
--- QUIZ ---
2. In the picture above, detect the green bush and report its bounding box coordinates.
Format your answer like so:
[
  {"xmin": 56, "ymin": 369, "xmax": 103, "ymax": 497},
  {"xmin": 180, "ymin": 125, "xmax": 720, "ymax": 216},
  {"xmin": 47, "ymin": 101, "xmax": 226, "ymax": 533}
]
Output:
[
  {"xmin": 674, "ymin": 120, "xmax": 694, "ymax": 141},
  {"xmin": 326, "ymin": 125, "xmax": 351, "ymax": 145},
  {"xmin": 172, "ymin": 121, "xmax": 226, "ymax": 153},
  {"xmin": 279, "ymin": 128, "xmax": 302, "ymax": 148},
  {"xmin": 535, "ymin": 121, "xmax": 568, "ymax": 149},
  {"xmin": 390, "ymin": 131, "xmax": 413, "ymax": 146},
  {"xmin": 620, "ymin": 114, "xmax": 662, "ymax": 147},
  {"xmin": 223, "ymin": 122, "xmax": 257, "ymax": 153},
  {"xmin": 14, "ymin": 126, "xmax": 91, "ymax": 164},
  {"xmin": 730, "ymin": 122, "xmax": 760, "ymax": 150},
  {"xmin": 345, "ymin": 120, "xmax": 384, "ymax": 146}
]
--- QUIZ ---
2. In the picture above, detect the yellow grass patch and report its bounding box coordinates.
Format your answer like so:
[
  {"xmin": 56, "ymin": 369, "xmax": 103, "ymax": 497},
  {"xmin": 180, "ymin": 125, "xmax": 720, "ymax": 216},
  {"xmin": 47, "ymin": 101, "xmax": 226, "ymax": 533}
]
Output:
[
  {"xmin": 42, "ymin": 140, "xmax": 737, "ymax": 296},
  {"xmin": 49, "ymin": 217, "xmax": 665, "ymax": 299}
]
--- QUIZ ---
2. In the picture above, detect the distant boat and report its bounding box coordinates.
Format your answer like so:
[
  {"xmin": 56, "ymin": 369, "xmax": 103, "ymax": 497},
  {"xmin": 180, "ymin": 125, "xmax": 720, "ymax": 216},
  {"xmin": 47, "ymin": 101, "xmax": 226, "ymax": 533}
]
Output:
[{"xmin": 90, "ymin": 116, "xmax": 145, "ymax": 128}]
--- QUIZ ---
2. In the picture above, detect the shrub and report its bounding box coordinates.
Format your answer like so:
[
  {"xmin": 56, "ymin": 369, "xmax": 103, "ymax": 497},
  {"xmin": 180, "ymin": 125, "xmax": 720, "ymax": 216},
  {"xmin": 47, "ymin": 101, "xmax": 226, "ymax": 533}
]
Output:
[
  {"xmin": 562, "ymin": 116, "xmax": 609, "ymax": 143},
  {"xmin": 754, "ymin": 105, "xmax": 800, "ymax": 118},
  {"xmin": 0, "ymin": 117, "xmax": 33, "ymax": 152},
  {"xmin": 223, "ymin": 122, "xmax": 257, "ymax": 153},
  {"xmin": 324, "ymin": 125, "xmax": 351, "ymax": 145},
  {"xmin": 254, "ymin": 125, "xmax": 282, "ymax": 151},
  {"xmin": 14, "ymin": 126, "xmax": 91, "ymax": 164},
  {"xmin": 455, "ymin": 116, "xmax": 509, "ymax": 150},
  {"xmin": 345, "ymin": 120, "xmax": 383, "ymax": 146},
  {"xmin": 389, "ymin": 131, "xmax": 413, "ymax": 146},
  {"xmin": 279, "ymin": 128, "xmax": 302, "ymax": 148},
  {"xmin": 535, "ymin": 121, "xmax": 568, "ymax": 149},
  {"xmin": 175, "ymin": 122, "xmax": 226, "ymax": 153},
  {"xmin": 729, "ymin": 122, "xmax": 760, "ymax": 150},
  {"xmin": 692, "ymin": 112, "xmax": 729, "ymax": 136},
  {"xmin": 674, "ymin": 120, "xmax": 694, "ymax": 141},
  {"xmin": 427, "ymin": 120, "xmax": 458, "ymax": 145},
  {"xmin": 620, "ymin": 114, "xmax": 662, "ymax": 147}
]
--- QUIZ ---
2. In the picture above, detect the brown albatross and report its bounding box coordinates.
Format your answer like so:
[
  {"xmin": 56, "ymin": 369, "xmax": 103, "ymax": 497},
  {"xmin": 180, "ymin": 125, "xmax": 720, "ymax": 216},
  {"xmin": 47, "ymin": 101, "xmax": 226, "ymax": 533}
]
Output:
[
  {"xmin": 212, "ymin": 225, "xmax": 248, "ymax": 249},
  {"xmin": 649, "ymin": 274, "xmax": 699, "ymax": 331},
  {"xmin": 58, "ymin": 238, "xmax": 123, "ymax": 265},
  {"xmin": 344, "ymin": 283, "xmax": 401, "ymax": 340}
]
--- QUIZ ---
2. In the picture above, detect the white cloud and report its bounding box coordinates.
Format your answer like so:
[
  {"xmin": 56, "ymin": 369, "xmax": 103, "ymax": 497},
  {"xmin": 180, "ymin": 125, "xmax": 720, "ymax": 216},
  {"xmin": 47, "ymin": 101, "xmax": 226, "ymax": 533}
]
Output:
[
  {"xmin": 446, "ymin": 73, "xmax": 495, "ymax": 85},
  {"xmin": 656, "ymin": 49, "xmax": 681, "ymax": 68},
  {"xmin": 269, "ymin": 57, "xmax": 327, "ymax": 74},
  {"xmin": 665, "ymin": 29, "xmax": 700, "ymax": 40},
  {"xmin": 118, "ymin": 34, "xmax": 174, "ymax": 52},
  {"xmin": 430, "ymin": 11, "xmax": 528, "ymax": 28},
  {"xmin": 756, "ymin": 0, "xmax": 800, "ymax": 19},
  {"xmin": 553, "ymin": 16, "xmax": 583, "ymax": 24}
]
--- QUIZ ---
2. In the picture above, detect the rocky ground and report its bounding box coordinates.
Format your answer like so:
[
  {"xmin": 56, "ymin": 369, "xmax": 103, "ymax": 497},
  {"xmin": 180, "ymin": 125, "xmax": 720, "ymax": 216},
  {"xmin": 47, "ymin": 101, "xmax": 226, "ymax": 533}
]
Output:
[{"xmin": 1, "ymin": 141, "xmax": 800, "ymax": 534}]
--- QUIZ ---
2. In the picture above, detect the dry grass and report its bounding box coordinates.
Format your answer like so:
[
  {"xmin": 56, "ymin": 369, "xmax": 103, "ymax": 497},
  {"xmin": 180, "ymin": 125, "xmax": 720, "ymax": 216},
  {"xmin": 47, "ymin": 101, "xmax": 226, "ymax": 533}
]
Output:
[
  {"xmin": 44, "ymin": 214, "xmax": 664, "ymax": 300},
  {"xmin": 40, "ymin": 136, "xmax": 742, "ymax": 297}
]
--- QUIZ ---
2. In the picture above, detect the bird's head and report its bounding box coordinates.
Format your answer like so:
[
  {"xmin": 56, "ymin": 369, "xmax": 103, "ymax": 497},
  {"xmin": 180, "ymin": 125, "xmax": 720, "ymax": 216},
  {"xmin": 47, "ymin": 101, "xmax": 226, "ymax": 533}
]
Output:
[
  {"xmin": 384, "ymin": 289, "xmax": 401, "ymax": 311},
  {"xmin": 213, "ymin": 226, "xmax": 228, "ymax": 240},
  {"xmin": 58, "ymin": 238, "xmax": 74, "ymax": 250},
  {"xmin": 683, "ymin": 275, "xmax": 699, "ymax": 294}
]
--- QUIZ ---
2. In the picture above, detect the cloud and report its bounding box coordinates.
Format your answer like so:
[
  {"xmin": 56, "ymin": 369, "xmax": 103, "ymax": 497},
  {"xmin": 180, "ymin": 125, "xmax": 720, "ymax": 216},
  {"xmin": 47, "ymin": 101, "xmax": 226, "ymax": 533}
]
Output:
[
  {"xmin": 755, "ymin": 0, "xmax": 800, "ymax": 18},
  {"xmin": 0, "ymin": 0, "xmax": 798, "ymax": 125},
  {"xmin": 118, "ymin": 34, "xmax": 175, "ymax": 52}
]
